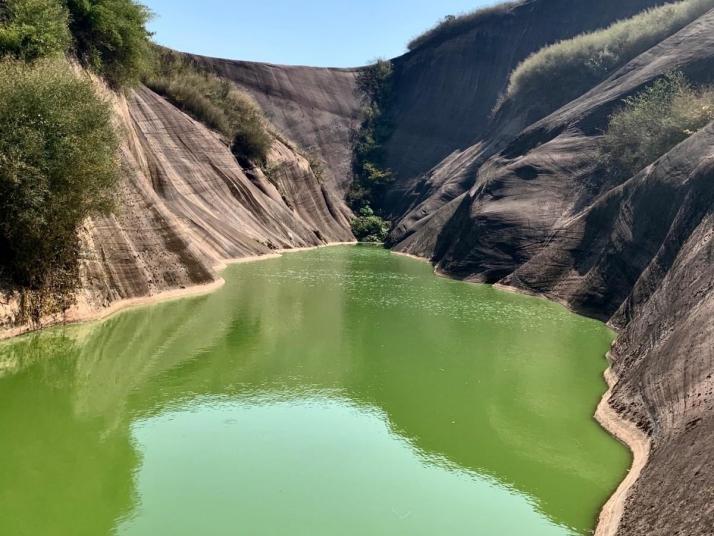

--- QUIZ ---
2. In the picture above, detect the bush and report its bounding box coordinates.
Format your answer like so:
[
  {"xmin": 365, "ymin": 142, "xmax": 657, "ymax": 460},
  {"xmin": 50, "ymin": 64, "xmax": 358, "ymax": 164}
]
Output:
[
  {"xmin": 0, "ymin": 0, "xmax": 71, "ymax": 61},
  {"xmin": 145, "ymin": 48, "xmax": 272, "ymax": 164},
  {"xmin": 351, "ymin": 206, "xmax": 390, "ymax": 243},
  {"xmin": 407, "ymin": 2, "xmax": 520, "ymax": 51},
  {"xmin": 504, "ymin": 0, "xmax": 714, "ymax": 117},
  {"xmin": 0, "ymin": 59, "xmax": 119, "ymax": 323},
  {"xmin": 65, "ymin": 0, "xmax": 152, "ymax": 87},
  {"xmin": 349, "ymin": 60, "xmax": 394, "ymax": 211},
  {"xmin": 601, "ymin": 72, "xmax": 714, "ymax": 177}
]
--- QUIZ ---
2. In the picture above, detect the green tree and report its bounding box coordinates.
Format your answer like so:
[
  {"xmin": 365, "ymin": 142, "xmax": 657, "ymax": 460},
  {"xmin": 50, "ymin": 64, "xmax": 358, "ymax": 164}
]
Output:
[
  {"xmin": 351, "ymin": 206, "xmax": 390, "ymax": 243},
  {"xmin": 0, "ymin": 59, "xmax": 119, "ymax": 323},
  {"xmin": 0, "ymin": 0, "xmax": 71, "ymax": 61},
  {"xmin": 65, "ymin": 0, "xmax": 152, "ymax": 87},
  {"xmin": 349, "ymin": 59, "xmax": 395, "ymax": 211}
]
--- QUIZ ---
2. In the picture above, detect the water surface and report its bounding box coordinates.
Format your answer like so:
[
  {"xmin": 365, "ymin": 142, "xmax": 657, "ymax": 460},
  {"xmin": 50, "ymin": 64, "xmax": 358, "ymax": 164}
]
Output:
[{"xmin": 0, "ymin": 245, "xmax": 629, "ymax": 535}]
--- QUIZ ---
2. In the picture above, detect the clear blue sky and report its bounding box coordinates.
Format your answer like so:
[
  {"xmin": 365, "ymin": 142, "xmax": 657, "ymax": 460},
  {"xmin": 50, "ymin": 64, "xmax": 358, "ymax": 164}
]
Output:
[{"xmin": 142, "ymin": 0, "xmax": 497, "ymax": 67}]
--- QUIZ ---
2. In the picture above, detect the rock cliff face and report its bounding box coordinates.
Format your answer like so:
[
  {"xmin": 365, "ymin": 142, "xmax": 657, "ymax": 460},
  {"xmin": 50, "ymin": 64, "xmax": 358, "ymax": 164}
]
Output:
[
  {"xmin": 381, "ymin": 0, "xmax": 672, "ymax": 215},
  {"xmin": 186, "ymin": 54, "xmax": 362, "ymax": 201},
  {"xmin": 77, "ymin": 84, "xmax": 353, "ymax": 315},
  {"xmin": 385, "ymin": 6, "xmax": 714, "ymax": 535}
]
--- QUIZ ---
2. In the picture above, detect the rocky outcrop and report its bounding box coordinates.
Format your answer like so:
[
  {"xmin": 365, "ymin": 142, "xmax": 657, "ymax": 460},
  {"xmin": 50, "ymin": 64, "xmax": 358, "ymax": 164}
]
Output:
[
  {"xmin": 186, "ymin": 54, "xmax": 362, "ymax": 203},
  {"xmin": 387, "ymin": 8, "xmax": 714, "ymax": 535},
  {"xmin": 2, "ymin": 0, "xmax": 711, "ymax": 533},
  {"xmin": 381, "ymin": 0, "xmax": 672, "ymax": 216}
]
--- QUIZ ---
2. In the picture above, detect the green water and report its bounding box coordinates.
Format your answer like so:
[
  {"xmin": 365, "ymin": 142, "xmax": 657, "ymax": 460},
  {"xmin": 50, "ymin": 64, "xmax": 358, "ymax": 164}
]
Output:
[{"xmin": 0, "ymin": 245, "xmax": 629, "ymax": 536}]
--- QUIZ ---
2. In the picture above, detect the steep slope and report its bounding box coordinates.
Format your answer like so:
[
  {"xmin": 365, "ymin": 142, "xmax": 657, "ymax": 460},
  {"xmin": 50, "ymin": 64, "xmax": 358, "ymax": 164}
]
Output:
[
  {"xmin": 186, "ymin": 54, "xmax": 362, "ymax": 205},
  {"xmin": 388, "ymin": 8, "xmax": 714, "ymax": 535},
  {"xmin": 381, "ymin": 0, "xmax": 670, "ymax": 211},
  {"xmin": 1, "ymin": 84, "xmax": 353, "ymax": 330}
]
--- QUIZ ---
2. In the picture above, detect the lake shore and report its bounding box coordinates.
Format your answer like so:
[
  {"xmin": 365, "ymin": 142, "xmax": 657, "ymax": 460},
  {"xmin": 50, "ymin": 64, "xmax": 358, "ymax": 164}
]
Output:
[
  {"xmin": 392, "ymin": 248, "xmax": 651, "ymax": 536},
  {"xmin": 1, "ymin": 243, "xmax": 649, "ymax": 536},
  {"xmin": 0, "ymin": 242, "xmax": 355, "ymax": 342}
]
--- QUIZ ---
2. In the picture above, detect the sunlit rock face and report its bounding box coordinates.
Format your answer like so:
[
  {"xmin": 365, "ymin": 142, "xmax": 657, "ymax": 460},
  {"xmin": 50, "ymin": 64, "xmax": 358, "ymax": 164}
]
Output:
[{"xmin": 79, "ymin": 84, "xmax": 354, "ymax": 311}]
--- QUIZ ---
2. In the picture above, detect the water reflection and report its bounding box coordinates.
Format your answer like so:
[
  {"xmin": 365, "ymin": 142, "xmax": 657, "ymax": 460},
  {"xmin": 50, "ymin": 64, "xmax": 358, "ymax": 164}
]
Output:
[{"xmin": 0, "ymin": 246, "xmax": 628, "ymax": 535}]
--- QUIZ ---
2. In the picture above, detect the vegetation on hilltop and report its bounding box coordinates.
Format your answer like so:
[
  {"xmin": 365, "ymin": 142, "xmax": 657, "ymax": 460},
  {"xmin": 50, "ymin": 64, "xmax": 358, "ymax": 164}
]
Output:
[
  {"xmin": 0, "ymin": 0, "xmax": 71, "ymax": 61},
  {"xmin": 66, "ymin": 0, "xmax": 153, "ymax": 88},
  {"xmin": 144, "ymin": 48, "xmax": 272, "ymax": 165},
  {"xmin": 601, "ymin": 72, "xmax": 714, "ymax": 177},
  {"xmin": 0, "ymin": 59, "xmax": 119, "ymax": 323},
  {"xmin": 502, "ymin": 0, "xmax": 714, "ymax": 118},
  {"xmin": 407, "ymin": 1, "xmax": 521, "ymax": 51}
]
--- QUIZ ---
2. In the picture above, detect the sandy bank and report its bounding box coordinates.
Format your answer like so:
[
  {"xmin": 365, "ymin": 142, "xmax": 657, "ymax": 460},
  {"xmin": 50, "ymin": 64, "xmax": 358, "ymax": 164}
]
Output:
[{"xmin": 594, "ymin": 364, "xmax": 652, "ymax": 536}]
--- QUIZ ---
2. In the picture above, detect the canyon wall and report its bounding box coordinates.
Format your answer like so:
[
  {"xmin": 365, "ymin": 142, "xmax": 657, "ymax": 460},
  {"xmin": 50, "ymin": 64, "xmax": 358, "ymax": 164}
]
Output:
[{"xmin": 386, "ymin": 7, "xmax": 714, "ymax": 535}]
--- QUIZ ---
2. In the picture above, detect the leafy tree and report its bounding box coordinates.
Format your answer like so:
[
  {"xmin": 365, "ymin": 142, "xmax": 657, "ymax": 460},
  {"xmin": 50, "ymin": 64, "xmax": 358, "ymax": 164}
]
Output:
[
  {"xmin": 0, "ymin": 59, "xmax": 119, "ymax": 323},
  {"xmin": 351, "ymin": 206, "xmax": 390, "ymax": 243},
  {"xmin": 349, "ymin": 59, "xmax": 395, "ymax": 211},
  {"xmin": 65, "ymin": 0, "xmax": 152, "ymax": 87},
  {"xmin": 0, "ymin": 0, "xmax": 71, "ymax": 61}
]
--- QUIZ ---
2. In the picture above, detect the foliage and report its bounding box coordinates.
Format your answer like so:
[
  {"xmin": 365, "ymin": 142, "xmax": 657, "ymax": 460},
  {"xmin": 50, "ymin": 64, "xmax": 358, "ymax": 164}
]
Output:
[
  {"xmin": 503, "ymin": 0, "xmax": 714, "ymax": 117},
  {"xmin": 144, "ymin": 48, "xmax": 272, "ymax": 165},
  {"xmin": 351, "ymin": 206, "xmax": 390, "ymax": 243},
  {"xmin": 349, "ymin": 59, "xmax": 395, "ymax": 211},
  {"xmin": 0, "ymin": 0, "xmax": 71, "ymax": 61},
  {"xmin": 0, "ymin": 59, "xmax": 119, "ymax": 323},
  {"xmin": 407, "ymin": 1, "xmax": 520, "ymax": 51},
  {"xmin": 601, "ymin": 72, "xmax": 714, "ymax": 177},
  {"xmin": 65, "ymin": 0, "xmax": 152, "ymax": 87}
]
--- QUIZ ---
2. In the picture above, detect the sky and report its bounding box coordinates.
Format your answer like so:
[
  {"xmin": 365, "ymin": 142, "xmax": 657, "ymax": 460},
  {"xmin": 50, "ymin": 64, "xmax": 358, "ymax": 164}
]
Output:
[{"xmin": 141, "ymin": 0, "xmax": 498, "ymax": 67}]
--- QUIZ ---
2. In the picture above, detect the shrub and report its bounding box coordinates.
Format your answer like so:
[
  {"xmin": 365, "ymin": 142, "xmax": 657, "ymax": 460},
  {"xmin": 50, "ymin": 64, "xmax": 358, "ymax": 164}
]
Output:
[
  {"xmin": 407, "ymin": 1, "xmax": 521, "ymax": 51},
  {"xmin": 601, "ymin": 72, "xmax": 714, "ymax": 177},
  {"xmin": 65, "ymin": 0, "xmax": 152, "ymax": 87},
  {"xmin": 349, "ymin": 59, "xmax": 395, "ymax": 211},
  {"xmin": 145, "ymin": 48, "xmax": 272, "ymax": 164},
  {"xmin": 351, "ymin": 206, "xmax": 390, "ymax": 243},
  {"xmin": 0, "ymin": 0, "xmax": 71, "ymax": 61},
  {"xmin": 504, "ymin": 0, "xmax": 714, "ymax": 117},
  {"xmin": 0, "ymin": 59, "xmax": 119, "ymax": 323}
]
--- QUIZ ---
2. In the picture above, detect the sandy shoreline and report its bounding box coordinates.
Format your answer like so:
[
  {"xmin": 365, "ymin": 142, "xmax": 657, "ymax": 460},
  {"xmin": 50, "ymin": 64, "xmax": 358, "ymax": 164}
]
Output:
[
  {"xmin": 0, "ymin": 242, "xmax": 355, "ymax": 342},
  {"xmin": 593, "ymin": 362, "xmax": 651, "ymax": 536}
]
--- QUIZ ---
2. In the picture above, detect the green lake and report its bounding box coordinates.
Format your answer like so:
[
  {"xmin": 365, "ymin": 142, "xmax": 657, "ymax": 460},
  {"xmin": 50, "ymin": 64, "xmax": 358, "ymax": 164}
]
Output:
[{"xmin": 0, "ymin": 245, "xmax": 629, "ymax": 535}]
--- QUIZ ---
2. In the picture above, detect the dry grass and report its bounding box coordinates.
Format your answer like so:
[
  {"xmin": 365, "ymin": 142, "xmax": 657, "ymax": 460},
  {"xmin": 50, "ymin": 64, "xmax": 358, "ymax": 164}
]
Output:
[
  {"xmin": 407, "ymin": 1, "xmax": 522, "ymax": 51},
  {"xmin": 502, "ymin": 0, "xmax": 714, "ymax": 116},
  {"xmin": 602, "ymin": 72, "xmax": 714, "ymax": 176},
  {"xmin": 144, "ymin": 49, "xmax": 271, "ymax": 164}
]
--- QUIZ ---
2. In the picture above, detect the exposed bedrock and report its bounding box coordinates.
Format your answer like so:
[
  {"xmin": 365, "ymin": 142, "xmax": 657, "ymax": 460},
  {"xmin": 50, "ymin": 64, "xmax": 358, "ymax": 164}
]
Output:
[
  {"xmin": 78, "ymin": 85, "xmax": 353, "ymax": 313},
  {"xmin": 388, "ymin": 9, "xmax": 714, "ymax": 535},
  {"xmin": 186, "ymin": 53, "xmax": 362, "ymax": 206},
  {"xmin": 380, "ymin": 0, "xmax": 671, "ymax": 217}
]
